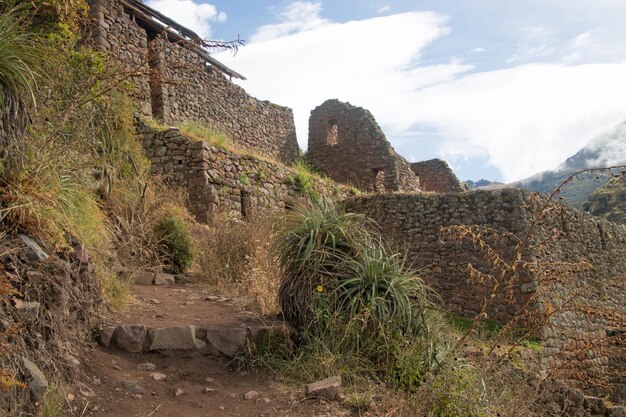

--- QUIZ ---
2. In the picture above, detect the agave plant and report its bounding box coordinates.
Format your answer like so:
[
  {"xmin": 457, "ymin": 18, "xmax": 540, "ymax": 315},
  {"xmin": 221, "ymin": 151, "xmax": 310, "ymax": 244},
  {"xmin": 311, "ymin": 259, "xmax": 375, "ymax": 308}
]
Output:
[
  {"xmin": 334, "ymin": 241, "xmax": 429, "ymax": 335},
  {"xmin": 274, "ymin": 198, "xmax": 373, "ymax": 330}
]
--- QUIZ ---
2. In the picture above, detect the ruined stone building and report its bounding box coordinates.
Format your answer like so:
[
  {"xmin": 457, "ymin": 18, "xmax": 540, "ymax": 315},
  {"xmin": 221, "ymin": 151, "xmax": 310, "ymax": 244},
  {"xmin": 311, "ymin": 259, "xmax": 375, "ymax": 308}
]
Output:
[
  {"xmin": 88, "ymin": 1, "xmax": 624, "ymax": 401},
  {"xmin": 87, "ymin": 0, "xmax": 299, "ymax": 165},
  {"xmin": 307, "ymin": 99, "xmax": 420, "ymax": 193},
  {"xmin": 410, "ymin": 159, "xmax": 465, "ymax": 193}
]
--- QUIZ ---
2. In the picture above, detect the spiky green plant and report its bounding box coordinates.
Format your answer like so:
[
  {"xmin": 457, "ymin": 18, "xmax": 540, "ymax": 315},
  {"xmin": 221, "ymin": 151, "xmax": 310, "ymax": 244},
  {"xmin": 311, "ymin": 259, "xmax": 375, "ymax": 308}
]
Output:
[
  {"xmin": 274, "ymin": 199, "xmax": 372, "ymax": 329},
  {"xmin": 335, "ymin": 242, "xmax": 429, "ymax": 335},
  {"xmin": 0, "ymin": 5, "xmax": 44, "ymax": 142}
]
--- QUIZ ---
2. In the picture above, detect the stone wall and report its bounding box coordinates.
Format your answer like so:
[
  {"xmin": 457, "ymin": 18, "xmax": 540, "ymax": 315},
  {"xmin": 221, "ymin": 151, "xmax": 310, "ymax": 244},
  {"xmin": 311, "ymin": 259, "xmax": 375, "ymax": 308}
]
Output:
[
  {"xmin": 150, "ymin": 38, "xmax": 299, "ymax": 164},
  {"xmin": 138, "ymin": 123, "xmax": 348, "ymax": 223},
  {"xmin": 410, "ymin": 159, "xmax": 465, "ymax": 193},
  {"xmin": 531, "ymin": 199, "xmax": 626, "ymax": 401},
  {"xmin": 307, "ymin": 99, "xmax": 420, "ymax": 193},
  {"xmin": 87, "ymin": 0, "xmax": 300, "ymax": 165},
  {"xmin": 344, "ymin": 190, "xmax": 532, "ymax": 321},
  {"xmin": 343, "ymin": 190, "xmax": 626, "ymax": 400},
  {"xmin": 87, "ymin": 0, "xmax": 151, "ymax": 114}
]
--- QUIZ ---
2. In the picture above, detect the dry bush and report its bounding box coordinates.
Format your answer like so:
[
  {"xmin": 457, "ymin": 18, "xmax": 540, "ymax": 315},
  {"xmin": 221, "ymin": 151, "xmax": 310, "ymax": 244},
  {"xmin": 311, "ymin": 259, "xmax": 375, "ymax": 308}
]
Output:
[
  {"xmin": 192, "ymin": 213, "xmax": 281, "ymax": 315},
  {"xmin": 440, "ymin": 166, "xmax": 626, "ymax": 399}
]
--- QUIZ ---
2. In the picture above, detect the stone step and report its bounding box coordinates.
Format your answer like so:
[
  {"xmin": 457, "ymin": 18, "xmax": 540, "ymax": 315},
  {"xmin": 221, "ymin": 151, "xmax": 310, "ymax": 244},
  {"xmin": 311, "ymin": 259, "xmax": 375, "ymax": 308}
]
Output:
[
  {"xmin": 99, "ymin": 323, "xmax": 294, "ymax": 358},
  {"xmin": 132, "ymin": 271, "xmax": 197, "ymax": 286}
]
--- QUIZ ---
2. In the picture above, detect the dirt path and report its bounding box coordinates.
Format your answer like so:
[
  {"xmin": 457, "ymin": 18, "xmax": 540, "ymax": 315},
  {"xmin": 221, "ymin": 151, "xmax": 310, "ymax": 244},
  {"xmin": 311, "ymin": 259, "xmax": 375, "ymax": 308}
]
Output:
[{"xmin": 75, "ymin": 281, "xmax": 352, "ymax": 417}]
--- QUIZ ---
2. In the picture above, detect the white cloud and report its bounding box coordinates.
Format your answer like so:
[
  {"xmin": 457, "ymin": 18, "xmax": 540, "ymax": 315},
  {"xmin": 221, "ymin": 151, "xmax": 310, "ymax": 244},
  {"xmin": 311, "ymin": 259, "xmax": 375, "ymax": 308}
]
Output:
[
  {"xmin": 145, "ymin": 0, "xmax": 226, "ymax": 39},
  {"xmin": 219, "ymin": 10, "xmax": 455, "ymax": 144},
  {"xmin": 585, "ymin": 123, "xmax": 626, "ymax": 167},
  {"xmin": 573, "ymin": 32, "xmax": 591, "ymax": 48},
  {"xmin": 250, "ymin": 1, "xmax": 330, "ymax": 42},
  {"xmin": 378, "ymin": 5, "xmax": 391, "ymax": 13},
  {"xmin": 216, "ymin": 6, "xmax": 626, "ymax": 182},
  {"xmin": 408, "ymin": 63, "xmax": 626, "ymax": 181}
]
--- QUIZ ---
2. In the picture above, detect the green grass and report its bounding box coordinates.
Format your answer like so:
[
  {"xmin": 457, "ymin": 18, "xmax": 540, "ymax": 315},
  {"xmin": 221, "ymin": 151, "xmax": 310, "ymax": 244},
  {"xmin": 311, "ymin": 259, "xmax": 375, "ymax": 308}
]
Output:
[
  {"xmin": 446, "ymin": 313, "xmax": 502, "ymax": 338},
  {"xmin": 154, "ymin": 212, "xmax": 193, "ymax": 274},
  {"xmin": 181, "ymin": 120, "xmax": 232, "ymax": 149},
  {"xmin": 0, "ymin": 4, "xmax": 44, "ymax": 136},
  {"xmin": 42, "ymin": 385, "xmax": 66, "ymax": 417}
]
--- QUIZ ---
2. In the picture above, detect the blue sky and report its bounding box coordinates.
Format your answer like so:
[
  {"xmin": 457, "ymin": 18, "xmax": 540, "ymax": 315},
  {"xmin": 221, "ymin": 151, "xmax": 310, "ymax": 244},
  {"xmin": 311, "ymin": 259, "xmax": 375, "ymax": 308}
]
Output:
[{"xmin": 145, "ymin": 0, "xmax": 626, "ymax": 182}]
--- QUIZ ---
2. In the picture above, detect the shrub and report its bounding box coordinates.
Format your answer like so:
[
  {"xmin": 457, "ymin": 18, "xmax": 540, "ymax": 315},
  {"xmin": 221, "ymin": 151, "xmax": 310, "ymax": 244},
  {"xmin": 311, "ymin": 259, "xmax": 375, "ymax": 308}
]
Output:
[
  {"xmin": 336, "ymin": 242, "xmax": 429, "ymax": 335},
  {"xmin": 274, "ymin": 199, "xmax": 372, "ymax": 329},
  {"xmin": 193, "ymin": 214, "xmax": 281, "ymax": 314},
  {"xmin": 154, "ymin": 212, "xmax": 193, "ymax": 274}
]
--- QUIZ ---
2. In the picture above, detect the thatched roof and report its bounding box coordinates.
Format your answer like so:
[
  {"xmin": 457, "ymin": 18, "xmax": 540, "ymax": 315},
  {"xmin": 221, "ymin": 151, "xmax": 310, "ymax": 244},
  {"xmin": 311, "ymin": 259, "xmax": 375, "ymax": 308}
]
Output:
[{"xmin": 120, "ymin": 0, "xmax": 246, "ymax": 80}]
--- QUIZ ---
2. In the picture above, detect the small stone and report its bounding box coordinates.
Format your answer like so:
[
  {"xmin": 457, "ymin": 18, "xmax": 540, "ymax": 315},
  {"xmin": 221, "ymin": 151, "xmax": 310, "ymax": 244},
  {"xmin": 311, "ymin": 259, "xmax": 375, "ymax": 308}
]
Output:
[
  {"xmin": 137, "ymin": 362, "xmax": 157, "ymax": 371},
  {"xmin": 175, "ymin": 388, "xmax": 184, "ymax": 397},
  {"xmin": 244, "ymin": 390, "xmax": 259, "ymax": 400},
  {"xmin": 67, "ymin": 393, "xmax": 75, "ymax": 401},
  {"xmin": 77, "ymin": 382, "xmax": 96, "ymax": 398},
  {"xmin": 218, "ymin": 406, "xmax": 225, "ymax": 410},
  {"xmin": 22, "ymin": 357, "xmax": 48, "ymax": 399},
  {"xmin": 187, "ymin": 293, "xmax": 203, "ymax": 301},
  {"xmin": 263, "ymin": 398, "xmax": 271, "ymax": 403},
  {"xmin": 204, "ymin": 388, "xmax": 216, "ymax": 394},
  {"xmin": 148, "ymin": 299, "xmax": 160, "ymax": 305},
  {"xmin": 305, "ymin": 375, "xmax": 341, "ymax": 400},
  {"xmin": 12, "ymin": 299, "xmax": 41, "ymax": 320},
  {"xmin": 18, "ymin": 235, "xmax": 49, "ymax": 261},
  {"xmin": 205, "ymin": 377, "xmax": 214, "ymax": 383},
  {"xmin": 151, "ymin": 373, "xmax": 167, "ymax": 381},
  {"xmin": 122, "ymin": 380, "xmax": 145, "ymax": 395},
  {"xmin": 92, "ymin": 378, "xmax": 102, "ymax": 386}
]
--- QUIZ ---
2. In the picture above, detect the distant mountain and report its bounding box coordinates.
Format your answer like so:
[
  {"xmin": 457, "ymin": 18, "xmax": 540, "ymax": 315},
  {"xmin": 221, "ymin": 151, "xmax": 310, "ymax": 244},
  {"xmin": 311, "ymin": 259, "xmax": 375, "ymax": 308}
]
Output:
[
  {"xmin": 583, "ymin": 175, "xmax": 626, "ymax": 224},
  {"xmin": 514, "ymin": 122, "xmax": 626, "ymax": 209},
  {"xmin": 464, "ymin": 179, "xmax": 505, "ymax": 190}
]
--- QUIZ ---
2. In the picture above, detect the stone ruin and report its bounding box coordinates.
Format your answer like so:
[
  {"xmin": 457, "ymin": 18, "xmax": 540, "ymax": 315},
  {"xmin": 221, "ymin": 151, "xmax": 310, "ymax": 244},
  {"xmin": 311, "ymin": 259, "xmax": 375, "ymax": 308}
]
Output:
[
  {"xmin": 307, "ymin": 99, "xmax": 420, "ymax": 193},
  {"xmin": 86, "ymin": 0, "xmax": 299, "ymax": 165},
  {"xmin": 87, "ymin": 1, "xmax": 625, "ymax": 403},
  {"xmin": 345, "ymin": 190, "xmax": 626, "ymax": 401},
  {"xmin": 411, "ymin": 158, "xmax": 465, "ymax": 193}
]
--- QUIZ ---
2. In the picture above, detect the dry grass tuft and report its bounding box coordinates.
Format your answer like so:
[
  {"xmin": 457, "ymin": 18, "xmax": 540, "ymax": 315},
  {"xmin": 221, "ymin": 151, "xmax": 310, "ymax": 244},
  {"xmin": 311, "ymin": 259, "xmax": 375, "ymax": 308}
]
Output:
[{"xmin": 192, "ymin": 214, "xmax": 281, "ymax": 314}]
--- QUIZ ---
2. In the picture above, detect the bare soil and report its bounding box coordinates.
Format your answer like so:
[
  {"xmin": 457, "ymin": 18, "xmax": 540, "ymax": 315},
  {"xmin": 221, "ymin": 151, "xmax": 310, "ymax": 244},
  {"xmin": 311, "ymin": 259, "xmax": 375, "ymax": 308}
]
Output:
[{"xmin": 73, "ymin": 283, "xmax": 353, "ymax": 417}]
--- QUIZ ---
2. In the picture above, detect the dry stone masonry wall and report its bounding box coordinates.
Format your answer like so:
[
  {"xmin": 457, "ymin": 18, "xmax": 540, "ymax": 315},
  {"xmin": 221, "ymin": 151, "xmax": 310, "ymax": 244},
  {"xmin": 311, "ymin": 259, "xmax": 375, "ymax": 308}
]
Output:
[
  {"xmin": 410, "ymin": 159, "xmax": 465, "ymax": 193},
  {"xmin": 138, "ymin": 123, "xmax": 348, "ymax": 222},
  {"xmin": 87, "ymin": 0, "xmax": 300, "ymax": 165},
  {"xmin": 343, "ymin": 189, "xmax": 626, "ymax": 402},
  {"xmin": 307, "ymin": 99, "xmax": 420, "ymax": 193},
  {"xmin": 87, "ymin": 0, "xmax": 152, "ymax": 114}
]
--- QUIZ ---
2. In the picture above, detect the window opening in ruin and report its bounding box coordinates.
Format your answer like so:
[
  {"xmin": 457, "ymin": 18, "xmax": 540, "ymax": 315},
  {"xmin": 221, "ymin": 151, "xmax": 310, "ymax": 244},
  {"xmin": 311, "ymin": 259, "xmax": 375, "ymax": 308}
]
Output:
[
  {"xmin": 327, "ymin": 119, "xmax": 338, "ymax": 146},
  {"xmin": 240, "ymin": 190, "xmax": 250, "ymax": 218},
  {"xmin": 373, "ymin": 169, "xmax": 385, "ymax": 193}
]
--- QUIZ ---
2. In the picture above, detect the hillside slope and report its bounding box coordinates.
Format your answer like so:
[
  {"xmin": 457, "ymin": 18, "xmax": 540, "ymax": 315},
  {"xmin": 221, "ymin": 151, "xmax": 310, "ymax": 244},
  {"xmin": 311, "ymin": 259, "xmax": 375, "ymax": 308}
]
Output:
[
  {"xmin": 583, "ymin": 175, "xmax": 626, "ymax": 224},
  {"xmin": 515, "ymin": 123, "xmax": 626, "ymax": 208}
]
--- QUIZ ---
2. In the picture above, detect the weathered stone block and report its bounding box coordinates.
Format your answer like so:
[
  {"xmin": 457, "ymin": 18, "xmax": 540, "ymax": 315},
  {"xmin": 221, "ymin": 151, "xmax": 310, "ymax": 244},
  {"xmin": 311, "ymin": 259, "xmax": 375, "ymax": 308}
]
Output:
[
  {"xmin": 114, "ymin": 325, "xmax": 146, "ymax": 353},
  {"xmin": 305, "ymin": 375, "xmax": 341, "ymax": 400},
  {"xmin": 149, "ymin": 326, "xmax": 205, "ymax": 351}
]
